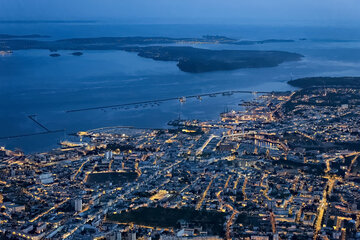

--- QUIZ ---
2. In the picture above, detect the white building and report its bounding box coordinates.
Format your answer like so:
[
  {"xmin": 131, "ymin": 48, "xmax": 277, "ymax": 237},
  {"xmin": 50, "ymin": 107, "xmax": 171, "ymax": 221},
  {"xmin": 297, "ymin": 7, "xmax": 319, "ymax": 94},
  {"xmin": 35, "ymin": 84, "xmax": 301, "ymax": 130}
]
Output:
[
  {"xmin": 105, "ymin": 151, "xmax": 113, "ymax": 160},
  {"xmin": 74, "ymin": 198, "xmax": 82, "ymax": 212},
  {"xmin": 38, "ymin": 173, "xmax": 54, "ymax": 184}
]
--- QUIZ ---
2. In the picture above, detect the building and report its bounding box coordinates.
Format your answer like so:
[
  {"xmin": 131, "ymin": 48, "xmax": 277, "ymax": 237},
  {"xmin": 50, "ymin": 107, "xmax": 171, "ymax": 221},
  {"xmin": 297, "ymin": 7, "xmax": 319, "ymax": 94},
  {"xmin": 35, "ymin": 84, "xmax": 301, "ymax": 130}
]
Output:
[
  {"xmin": 38, "ymin": 173, "xmax": 54, "ymax": 184},
  {"xmin": 74, "ymin": 198, "xmax": 82, "ymax": 212},
  {"xmin": 105, "ymin": 151, "xmax": 113, "ymax": 160}
]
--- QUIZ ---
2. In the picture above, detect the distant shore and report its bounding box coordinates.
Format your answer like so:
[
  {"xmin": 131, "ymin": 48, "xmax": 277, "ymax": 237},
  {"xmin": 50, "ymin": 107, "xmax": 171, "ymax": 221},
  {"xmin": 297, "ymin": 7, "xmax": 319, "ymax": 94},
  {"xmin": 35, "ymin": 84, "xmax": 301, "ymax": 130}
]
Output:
[{"xmin": 0, "ymin": 35, "xmax": 302, "ymax": 73}]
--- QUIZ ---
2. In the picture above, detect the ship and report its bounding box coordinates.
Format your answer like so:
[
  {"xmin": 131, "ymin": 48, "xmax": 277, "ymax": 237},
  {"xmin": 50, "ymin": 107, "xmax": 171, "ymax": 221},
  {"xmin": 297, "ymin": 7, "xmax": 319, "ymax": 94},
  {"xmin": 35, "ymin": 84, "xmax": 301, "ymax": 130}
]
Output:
[
  {"xmin": 0, "ymin": 50, "xmax": 13, "ymax": 56},
  {"xmin": 179, "ymin": 97, "xmax": 186, "ymax": 103},
  {"xmin": 60, "ymin": 141, "xmax": 87, "ymax": 148},
  {"xmin": 222, "ymin": 91, "xmax": 233, "ymax": 96}
]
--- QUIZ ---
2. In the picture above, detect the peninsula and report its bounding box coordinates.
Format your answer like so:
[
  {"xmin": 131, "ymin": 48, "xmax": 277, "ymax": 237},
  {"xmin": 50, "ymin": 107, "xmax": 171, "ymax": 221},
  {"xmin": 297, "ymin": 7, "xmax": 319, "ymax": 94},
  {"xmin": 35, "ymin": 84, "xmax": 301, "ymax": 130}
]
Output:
[{"xmin": 288, "ymin": 77, "xmax": 360, "ymax": 88}]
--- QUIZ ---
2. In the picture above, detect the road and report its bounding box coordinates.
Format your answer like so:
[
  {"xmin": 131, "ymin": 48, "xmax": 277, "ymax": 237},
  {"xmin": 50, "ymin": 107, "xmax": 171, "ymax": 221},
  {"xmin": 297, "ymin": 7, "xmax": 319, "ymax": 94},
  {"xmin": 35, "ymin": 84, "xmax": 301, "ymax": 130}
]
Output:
[
  {"xmin": 313, "ymin": 176, "xmax": 336, "ymax": 239},
  {"xmin": 196, "ymin": 175, "xmax": 217, "ymax": 210}
]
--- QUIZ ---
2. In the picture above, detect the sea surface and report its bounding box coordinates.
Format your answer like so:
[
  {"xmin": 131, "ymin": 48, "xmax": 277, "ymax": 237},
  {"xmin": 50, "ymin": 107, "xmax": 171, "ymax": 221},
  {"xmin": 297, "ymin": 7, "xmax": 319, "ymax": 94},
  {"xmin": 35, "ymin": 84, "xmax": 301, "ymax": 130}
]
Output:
[{"xmin": 1, "ymin": 23, "xmax": 360, "ymax": 153}]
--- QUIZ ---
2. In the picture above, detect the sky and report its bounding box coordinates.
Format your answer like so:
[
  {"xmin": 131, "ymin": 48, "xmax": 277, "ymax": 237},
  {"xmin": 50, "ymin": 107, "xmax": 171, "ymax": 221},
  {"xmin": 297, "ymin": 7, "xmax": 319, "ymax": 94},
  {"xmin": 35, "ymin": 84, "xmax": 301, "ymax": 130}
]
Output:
[{"xmin": 0, "ymin": 0, "xmax": 359, "ymax": 26}]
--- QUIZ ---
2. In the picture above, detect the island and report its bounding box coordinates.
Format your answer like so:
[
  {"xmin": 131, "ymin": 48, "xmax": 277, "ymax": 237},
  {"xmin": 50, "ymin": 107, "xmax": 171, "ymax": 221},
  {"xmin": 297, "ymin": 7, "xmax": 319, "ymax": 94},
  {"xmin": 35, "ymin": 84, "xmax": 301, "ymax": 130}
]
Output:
[
  {"xmin": 288, "ymin": 77, "xmax": 360, "ymax": 88},
  {"xmin": 233, "ymin": 39, "xmax": 295, "ymax": 45},
  {"xmin": 71, "ymin": 51, "xmax": 83, "ymax": 56},
  {"xmin": 0, "ymin": 35, "xmax": 303, "ymax": 73},
  {"xmin": 49, "ymin": 53, "xmax": 60, "ymax": 57},
  {"xmin": 123, "ymin": 46, "xmax": 303, "ymax": 73},
  {"xmin": 0, "ymin": 35, "xmax": 298, "ymax": 50},
  {"xmin": 0, "ymin": 34, "xmax": 50, "ymax": 39}
]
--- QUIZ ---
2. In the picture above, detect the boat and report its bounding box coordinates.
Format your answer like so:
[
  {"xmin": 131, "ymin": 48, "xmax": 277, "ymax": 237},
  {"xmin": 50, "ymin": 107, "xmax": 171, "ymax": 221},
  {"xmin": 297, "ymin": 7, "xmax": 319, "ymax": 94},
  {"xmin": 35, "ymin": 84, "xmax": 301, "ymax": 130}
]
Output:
[
  {"xmin": 0, "ymin": 50, "xmax": 13, "ymax": 56},
  {"xmin": 179, "ymin": 97, "xmax": 186, "ymax": 103},
  {"xmin": 222, "ymin": 91, "xmax": 233, "ymax": 96},
  {"xmin": 60, "ymin": 141, "xmax": 87, "ymax": 147}
]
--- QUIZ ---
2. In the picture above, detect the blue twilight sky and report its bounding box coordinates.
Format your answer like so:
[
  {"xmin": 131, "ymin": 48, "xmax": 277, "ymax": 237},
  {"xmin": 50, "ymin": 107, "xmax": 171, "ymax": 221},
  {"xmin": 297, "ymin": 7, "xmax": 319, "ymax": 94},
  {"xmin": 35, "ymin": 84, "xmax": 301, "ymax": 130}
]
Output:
[{"xmin": 0, "ymin": 0, "xmax": 359, "ymax": 26}]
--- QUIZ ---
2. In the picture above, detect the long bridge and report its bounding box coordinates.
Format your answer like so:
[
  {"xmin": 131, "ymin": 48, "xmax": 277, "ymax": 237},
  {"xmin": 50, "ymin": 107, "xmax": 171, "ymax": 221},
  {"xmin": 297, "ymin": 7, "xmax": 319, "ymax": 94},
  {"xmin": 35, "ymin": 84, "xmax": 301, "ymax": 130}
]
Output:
[{"xmin": 66, "ymin": 90, "xmax": 273, "ymax": 113}]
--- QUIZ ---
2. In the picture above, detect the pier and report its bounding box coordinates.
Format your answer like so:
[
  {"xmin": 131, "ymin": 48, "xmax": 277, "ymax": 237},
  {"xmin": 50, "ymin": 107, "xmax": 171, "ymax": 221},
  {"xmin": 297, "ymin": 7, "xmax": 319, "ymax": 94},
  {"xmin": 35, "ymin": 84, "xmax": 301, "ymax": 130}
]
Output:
[
  {"xmin": 66, "ymin": 90, "xmax": 273, "ymax": 113},
  {"xmin": 0, "ymin": 115, "xmax": 64, "ymax": 140},
  {"xmin": 28, "ymin": 115, "xmax": 50, "ymax": 132},
  {"xmin": 0, "ymin": 130, "xmax": 64, "ymax": 140}
]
